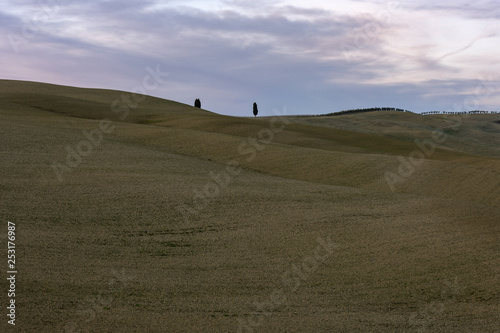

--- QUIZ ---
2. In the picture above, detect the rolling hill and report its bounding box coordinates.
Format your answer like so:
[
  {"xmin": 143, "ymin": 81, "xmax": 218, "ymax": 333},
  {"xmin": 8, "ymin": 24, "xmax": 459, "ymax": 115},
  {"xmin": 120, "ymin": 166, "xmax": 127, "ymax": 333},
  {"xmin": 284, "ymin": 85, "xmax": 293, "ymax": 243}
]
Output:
[{"xmin": 1, "ymin": 80, "xmax": 499, "ymax": 332}]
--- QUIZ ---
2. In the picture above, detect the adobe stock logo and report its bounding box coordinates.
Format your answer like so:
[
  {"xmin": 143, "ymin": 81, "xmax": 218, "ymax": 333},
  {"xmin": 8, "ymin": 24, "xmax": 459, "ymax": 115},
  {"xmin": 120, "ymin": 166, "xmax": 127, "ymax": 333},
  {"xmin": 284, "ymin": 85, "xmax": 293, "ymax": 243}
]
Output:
[
  {"xmin": 384, "ymin": 130, "xmax": 447, "ymax": 191},
  {"xmin": 51, "ymin": 65, "xmax": 169, "ymax": 182},
  {"xmin": 175, "ymin": 108, "xmax": 290, "ymax": 226},
  {"xmin": 8, "ymin": 0, "xmax": 75, "ymax": 53},
  {"xmin": 237, "ymin": 235, "xmax": 338, "ymax": 333}
]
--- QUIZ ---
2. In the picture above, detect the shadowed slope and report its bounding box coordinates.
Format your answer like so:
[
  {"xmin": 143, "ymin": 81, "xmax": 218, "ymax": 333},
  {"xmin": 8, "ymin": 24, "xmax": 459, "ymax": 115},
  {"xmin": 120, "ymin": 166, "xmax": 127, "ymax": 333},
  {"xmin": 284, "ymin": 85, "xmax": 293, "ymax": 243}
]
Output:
[
  {"xmin": 290, "ymin": 111, "xmax": 500, "ymax": 157},
  {"xmin": 0, "ymin": 79, "xmax": 211, "ymax": 122},
  {"xmin": 1, "ymin": 80, "xmax": 498, "ymax": 208}
]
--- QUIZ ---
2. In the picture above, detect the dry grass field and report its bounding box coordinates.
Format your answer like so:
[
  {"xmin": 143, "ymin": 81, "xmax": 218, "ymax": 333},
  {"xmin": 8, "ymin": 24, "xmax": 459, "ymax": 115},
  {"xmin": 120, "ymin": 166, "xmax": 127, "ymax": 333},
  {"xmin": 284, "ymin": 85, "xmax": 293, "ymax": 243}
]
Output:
[{"xmin": 1, "ymin": 80, "xmax": 499, "ymax": 332}]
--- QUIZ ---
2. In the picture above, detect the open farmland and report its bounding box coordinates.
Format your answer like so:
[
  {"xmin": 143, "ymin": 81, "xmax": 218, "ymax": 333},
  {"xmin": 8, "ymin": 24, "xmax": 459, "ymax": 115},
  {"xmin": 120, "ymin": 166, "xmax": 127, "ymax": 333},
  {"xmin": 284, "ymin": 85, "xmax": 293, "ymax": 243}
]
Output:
[{"xmin": 1, "ymin": 80, "xmax": 499, "ymax": 332}]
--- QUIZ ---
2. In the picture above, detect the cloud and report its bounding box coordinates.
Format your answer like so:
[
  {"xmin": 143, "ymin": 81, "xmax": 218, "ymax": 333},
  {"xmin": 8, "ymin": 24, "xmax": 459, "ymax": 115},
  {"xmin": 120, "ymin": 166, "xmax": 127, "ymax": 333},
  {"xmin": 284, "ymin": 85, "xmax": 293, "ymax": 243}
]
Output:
[{"xmin": 407, "ymin": 0, "xmax": 500, "ymax": 20}]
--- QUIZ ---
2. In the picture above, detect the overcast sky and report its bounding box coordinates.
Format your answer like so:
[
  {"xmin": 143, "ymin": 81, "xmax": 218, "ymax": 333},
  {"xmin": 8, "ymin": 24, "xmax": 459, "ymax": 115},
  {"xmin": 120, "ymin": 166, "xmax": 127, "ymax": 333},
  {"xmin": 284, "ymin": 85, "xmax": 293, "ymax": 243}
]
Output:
[{"xmin": 2, "ymin": 0, "xmax": 500, "ymax": 116}]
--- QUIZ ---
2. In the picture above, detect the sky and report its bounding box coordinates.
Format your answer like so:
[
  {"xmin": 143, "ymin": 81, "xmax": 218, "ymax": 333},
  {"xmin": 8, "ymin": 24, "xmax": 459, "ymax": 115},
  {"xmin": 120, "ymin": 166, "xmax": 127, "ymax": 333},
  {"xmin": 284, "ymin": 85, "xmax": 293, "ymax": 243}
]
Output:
[{"xmin": 1, "ymin": 0, "xmax": 500, "ymax": 116}]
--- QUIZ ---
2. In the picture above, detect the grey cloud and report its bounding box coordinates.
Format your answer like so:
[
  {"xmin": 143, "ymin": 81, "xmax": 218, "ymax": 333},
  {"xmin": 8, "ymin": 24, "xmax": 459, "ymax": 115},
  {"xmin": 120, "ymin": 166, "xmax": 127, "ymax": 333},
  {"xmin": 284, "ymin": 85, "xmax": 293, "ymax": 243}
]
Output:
[
  {"xmin": 0, "ymin": 10, "xmax": 24, "ymax": 29},
  {"xmin": 406, "ymin": 1, "xmax": 500, "ymax": 20}
]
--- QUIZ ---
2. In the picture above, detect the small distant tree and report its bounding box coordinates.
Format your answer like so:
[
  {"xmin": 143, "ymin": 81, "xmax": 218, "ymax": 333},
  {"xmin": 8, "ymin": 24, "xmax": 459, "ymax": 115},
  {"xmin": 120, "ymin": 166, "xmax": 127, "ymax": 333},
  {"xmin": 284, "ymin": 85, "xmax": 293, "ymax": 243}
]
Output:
[
  {"xmin": 253, "ymin": 102, "xmax": 258, "ymax": 117},
  {"xmin": 194, "ymin": 98, "xmax": 201, "ymax": 108}
]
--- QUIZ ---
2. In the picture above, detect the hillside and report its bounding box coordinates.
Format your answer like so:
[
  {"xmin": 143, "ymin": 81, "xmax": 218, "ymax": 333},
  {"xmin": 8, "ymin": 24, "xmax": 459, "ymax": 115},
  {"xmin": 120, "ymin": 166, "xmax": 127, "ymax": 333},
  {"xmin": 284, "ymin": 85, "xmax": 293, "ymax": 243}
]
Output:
[{"xmin": 1, "ymin": 80, "xmax": 499, "ymax": 332}]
